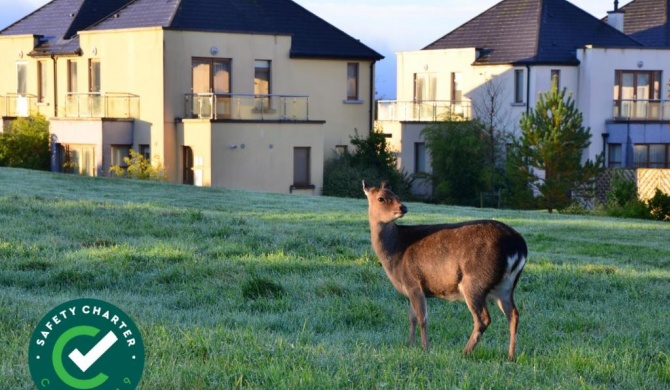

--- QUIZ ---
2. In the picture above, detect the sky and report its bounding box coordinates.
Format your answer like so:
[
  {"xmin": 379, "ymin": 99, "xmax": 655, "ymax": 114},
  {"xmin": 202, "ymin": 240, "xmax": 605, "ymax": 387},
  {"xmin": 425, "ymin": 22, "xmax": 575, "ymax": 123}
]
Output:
[{"xmin": 0, "ymin": 0, "xmax": 624, "ymax": 98}]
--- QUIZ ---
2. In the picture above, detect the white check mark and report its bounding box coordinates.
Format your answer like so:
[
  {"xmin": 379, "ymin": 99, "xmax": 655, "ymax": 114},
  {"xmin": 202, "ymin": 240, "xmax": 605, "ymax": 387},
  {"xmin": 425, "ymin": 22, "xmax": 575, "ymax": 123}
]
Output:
[{"xmin": 68, "ymin": 331, "xmax": 118, "ymax": 373}]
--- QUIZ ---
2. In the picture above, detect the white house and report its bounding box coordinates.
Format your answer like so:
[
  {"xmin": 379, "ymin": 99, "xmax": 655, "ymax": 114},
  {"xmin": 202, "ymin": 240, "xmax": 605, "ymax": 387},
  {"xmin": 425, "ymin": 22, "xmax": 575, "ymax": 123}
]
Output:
[{"xmin": 377, "ymin": 0, "xmax": 670, "ymax": 195}]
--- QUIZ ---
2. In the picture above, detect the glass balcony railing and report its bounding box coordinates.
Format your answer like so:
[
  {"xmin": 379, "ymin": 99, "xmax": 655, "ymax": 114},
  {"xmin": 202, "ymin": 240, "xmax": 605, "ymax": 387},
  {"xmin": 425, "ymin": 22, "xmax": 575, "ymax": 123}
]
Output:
[
  {"xmin": 0, "ymin": 94, "xmax": 38, "ymax": 117},
  {"xmin": 64, "ymin": 92, "xmax": 139, "ymax": 119},
  {"xmin": 377, "ymin": 100, "xmax": 471, "ymax": 122},
  {"xmin": 185, "ymin": 93, "xmax": 309, "ymax": 121},
  {"xmin": 612, "ymin": 99, "xmax": 670, "ymax": 121}
]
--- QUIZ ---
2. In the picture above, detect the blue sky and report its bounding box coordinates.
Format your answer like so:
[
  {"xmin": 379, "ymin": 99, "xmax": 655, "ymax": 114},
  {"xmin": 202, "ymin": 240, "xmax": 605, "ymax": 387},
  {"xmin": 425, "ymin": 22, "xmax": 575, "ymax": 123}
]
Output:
[{"xmin": 1, "ymin": 0, "xmax": 623, "ymax": 98}]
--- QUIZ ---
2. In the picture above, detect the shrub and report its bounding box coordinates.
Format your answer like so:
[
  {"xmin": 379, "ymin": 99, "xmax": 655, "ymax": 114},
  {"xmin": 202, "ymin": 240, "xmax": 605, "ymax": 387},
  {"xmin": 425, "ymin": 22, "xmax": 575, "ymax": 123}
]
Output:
[
  {"xmin": 110, "ymin": 149, "xmax": 166, "ymax": 181},
  {"xmin": 647, "ymin": 189, "xmax": 670, "ymax": 221},
  {"xmin": 322, "ymin": 128, "xmax": 413, "ymax": 199},
  {"xmin": 0, "ymin": 114, "xmax": 50, "ymax": 170}
]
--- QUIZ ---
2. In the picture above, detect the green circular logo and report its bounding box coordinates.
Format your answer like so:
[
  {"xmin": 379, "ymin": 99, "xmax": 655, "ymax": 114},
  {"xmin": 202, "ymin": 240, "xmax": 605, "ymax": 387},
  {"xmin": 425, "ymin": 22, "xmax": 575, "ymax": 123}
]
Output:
[{"xmin": 29, "ymin": 298, "xmax": 145, "ymax": 389}]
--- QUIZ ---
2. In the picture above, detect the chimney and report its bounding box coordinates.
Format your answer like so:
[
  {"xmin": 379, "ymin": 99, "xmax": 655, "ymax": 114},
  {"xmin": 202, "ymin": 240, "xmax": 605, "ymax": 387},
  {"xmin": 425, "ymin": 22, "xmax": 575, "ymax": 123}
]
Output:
[{"xmin": 607, "ymin": 0, "xmax": 625, "ymax": 32}]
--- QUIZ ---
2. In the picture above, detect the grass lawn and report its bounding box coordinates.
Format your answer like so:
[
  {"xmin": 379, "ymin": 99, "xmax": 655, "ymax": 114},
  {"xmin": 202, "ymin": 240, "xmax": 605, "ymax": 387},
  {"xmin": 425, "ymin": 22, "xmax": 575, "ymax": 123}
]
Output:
[{"xmin": 0, "ymin": 167, "xmax": 668, "ymax": 389}]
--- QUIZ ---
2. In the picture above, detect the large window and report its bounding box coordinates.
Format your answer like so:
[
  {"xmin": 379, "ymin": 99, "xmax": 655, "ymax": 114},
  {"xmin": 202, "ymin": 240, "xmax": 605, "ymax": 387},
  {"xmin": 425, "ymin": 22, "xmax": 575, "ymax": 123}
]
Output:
[
  {"xmin": 514, "ymin": 69, "xmax": 524, "ymax": 104},
  {"xmin": 111, "ymin": 145, "xmax": 131, "ymax": 168},
  {"xmin": 347, "ymin": 63, "xmax": 359, "ymax": 101},
  {"xmin": 634, "ymin": 144, "xmax": 669, "ymax": 168},
  {"xmin": 38, "ymin": 60, "xmax": 47, "ymax": 103},
  {"xmin": 293, "ymin": 147, "xmax": 311, "ymax": 186},
  {"xmin": 59, "ymin": 144, "xmax": 96, "ymax": 176}
]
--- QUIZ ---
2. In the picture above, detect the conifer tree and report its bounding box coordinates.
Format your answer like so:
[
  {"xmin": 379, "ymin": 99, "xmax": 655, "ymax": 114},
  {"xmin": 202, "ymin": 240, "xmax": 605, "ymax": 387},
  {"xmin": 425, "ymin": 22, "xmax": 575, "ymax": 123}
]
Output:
[{"xmin": 512, "ymin": 84, "xmax": 604, "ymax": 212}]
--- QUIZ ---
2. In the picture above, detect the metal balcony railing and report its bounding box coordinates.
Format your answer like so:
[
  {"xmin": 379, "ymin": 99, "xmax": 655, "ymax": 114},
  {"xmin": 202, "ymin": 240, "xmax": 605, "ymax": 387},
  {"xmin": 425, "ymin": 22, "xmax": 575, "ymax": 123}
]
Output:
[
  {"xmin": 64, "ymin": 92, "xmax": 139, "ymax": 119},
  {"xmin": 612, "ymin": 99, "xmax": 670, "ymax": 121},
  {"xmin": 185, "ymin": 93, "xmax": 309, "ymax": 121},
  {"xmin": 0, "ymin": 93, "xmax": 38, "ymax": 117},
  {"xmin": 377, "ymin": 100, "xmax": 471, "ymax": 122}
]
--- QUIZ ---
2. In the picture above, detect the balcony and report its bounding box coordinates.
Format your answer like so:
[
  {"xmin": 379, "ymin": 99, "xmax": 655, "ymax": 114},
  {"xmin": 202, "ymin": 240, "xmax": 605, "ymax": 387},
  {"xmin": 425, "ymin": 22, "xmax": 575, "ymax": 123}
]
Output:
[
  {"xmin": 377, "ymin": 100, "xmax": 471, "ymax": 122},
  {"xmin": 64, "ymin": 92, "xmax": 139, "ymax": 119},
  {"xmin": 185, "ymin": 93, "xmax": 309, "ymax": 121},
  {"xmin": 612, "ymin": 99, "xmax": 670, "ymax": 121},
  {"xmin": 0, "ymin": 94, "xmax": 38, "ymax": 117}
]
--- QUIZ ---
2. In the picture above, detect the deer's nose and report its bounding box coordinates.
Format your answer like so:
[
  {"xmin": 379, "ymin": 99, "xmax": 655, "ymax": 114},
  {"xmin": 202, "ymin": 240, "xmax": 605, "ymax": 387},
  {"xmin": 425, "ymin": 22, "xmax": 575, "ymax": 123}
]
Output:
[{"xmin": 400, "ymin": 205, "xmax": 408, "ymax": 214}]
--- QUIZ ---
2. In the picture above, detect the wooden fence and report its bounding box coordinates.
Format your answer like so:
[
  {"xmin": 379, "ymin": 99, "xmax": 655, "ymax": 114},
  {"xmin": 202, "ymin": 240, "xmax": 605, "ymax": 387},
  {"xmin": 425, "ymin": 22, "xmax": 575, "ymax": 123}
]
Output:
[{"xmin": 596, "ymin": 169, "xmax": 670, "ymax": 203}]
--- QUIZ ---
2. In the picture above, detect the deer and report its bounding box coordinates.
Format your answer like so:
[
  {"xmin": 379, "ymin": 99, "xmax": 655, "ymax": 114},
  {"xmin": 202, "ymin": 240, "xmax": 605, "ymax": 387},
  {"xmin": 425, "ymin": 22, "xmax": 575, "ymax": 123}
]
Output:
[{"xmin": 362, "ymin": 180, "xmax": 527, "ymax": 360}]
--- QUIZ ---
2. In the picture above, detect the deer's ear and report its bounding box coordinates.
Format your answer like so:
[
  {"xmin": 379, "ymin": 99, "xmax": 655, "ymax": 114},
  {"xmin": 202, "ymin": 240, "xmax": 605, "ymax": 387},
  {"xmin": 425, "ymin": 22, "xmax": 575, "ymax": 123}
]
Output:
[
  {"xmin": 380, "ymin": 180, "xmax": 391, "ymax": 190},
  {"xmin": 362, "ymin": 180, "xmax": 371, "ymax": 195}
]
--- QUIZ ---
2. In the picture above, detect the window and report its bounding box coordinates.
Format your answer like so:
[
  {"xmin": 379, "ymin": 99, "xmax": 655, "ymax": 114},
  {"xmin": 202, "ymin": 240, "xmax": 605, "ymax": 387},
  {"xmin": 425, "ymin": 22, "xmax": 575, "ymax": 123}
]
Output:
[
  {"xmin": 413, "ymin": 73, "xmax": 436, "ymax": 102},
  {"xmin": 335, "ymin": 145, "xmax": 348, "ymax": 157},
  {"xmin": 67, "ymin": 60, "xmax": 78, "ymax": 93},
  {"xmin": 608, "ymin": 144, "xmax": 622, "ymax": 168},
  {"xmin": 111, "ymin": 145, "xmax": 131, "ymax": 168},
  {"xmin": 59, "ymin": 144, "xmax": 95, "ymax": 176},
  {"xmin": 414, "ymin": 142, "xmax": 427, "ymax": 173},
  {"xmin": 293, "ymin": 147, "xmax": 311, "ymax": 186},
  {"xmin": 139, "ymin": 145, "xmax": 151, "ymax": 160},
  {"xmin": 192, "ymin": 58, "xmax": 231, "ymax": 93},
  {"xmin": 514, "ymin": 69, "xmax": 524, "ymax": 104},
  {"xmin": 347, "ymin": 63, "xmax": 359, "ymax": 100},
  {"xmin": 17, "ymin": 62, "xmax": 27, "ymax": 95},
  {"xmin": 634, "ymin": 144, "xmax": 669, "ymax": 168},
  {"xmin": 550, "ymin": 69, "xmax": 560, "ymax": 90},
  {"xmin": 38, "ymin": 61, "xmax": 47, "ymax": 103},
  {"xmin": 89, "ymin": 59, "xmax": 101, "ymax": 93},
  {"xmin": 451, "ymin": 72, "xmax": 462, "ymax": 102}
]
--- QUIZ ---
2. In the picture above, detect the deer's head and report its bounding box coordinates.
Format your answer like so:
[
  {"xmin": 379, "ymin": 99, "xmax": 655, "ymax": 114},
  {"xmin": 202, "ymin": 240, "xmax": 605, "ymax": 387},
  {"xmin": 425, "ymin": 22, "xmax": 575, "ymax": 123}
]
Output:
[{"xmin": 362, "ymin": 180, "xmax": 408, "ymax": 223}]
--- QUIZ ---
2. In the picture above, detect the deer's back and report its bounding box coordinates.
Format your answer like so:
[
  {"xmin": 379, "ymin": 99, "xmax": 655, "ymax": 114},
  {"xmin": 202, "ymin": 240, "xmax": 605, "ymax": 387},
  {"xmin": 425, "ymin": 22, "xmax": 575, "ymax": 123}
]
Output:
[{"xmin": 394, "ymin": 220, "xmax": 527, "ymax": 299}]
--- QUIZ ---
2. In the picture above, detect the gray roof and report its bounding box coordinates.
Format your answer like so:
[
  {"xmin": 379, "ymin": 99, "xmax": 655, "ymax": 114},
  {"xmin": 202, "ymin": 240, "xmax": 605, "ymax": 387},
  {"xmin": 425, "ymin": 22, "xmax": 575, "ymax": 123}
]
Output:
[
  {"xmin": 424, "ymin": 0, "xmax": 642, "ymax": 65},
  {"xmin": 1, "ymin": 0, "xmax": 382, "ymax": 60},
  {"xmin": 603, "ymin": 0, "xmax": 670, "ymax": 47}
]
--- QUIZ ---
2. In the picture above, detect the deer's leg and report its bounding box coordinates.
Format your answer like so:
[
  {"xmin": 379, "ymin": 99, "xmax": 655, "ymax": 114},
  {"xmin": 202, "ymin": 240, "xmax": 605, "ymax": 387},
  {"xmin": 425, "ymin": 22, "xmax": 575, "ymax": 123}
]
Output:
[
  {"xmin": 462, "ymin": 287, "xmax": 489, "ymax": 356},
  {"xmin": 408, "ymin": 290, "xmax": 428, "ymax": 351},
  {"xmin": 496, "ymin": 295, "xmax": 519, "ymax": 361},
  {"xmin": 408, "ymin": 304, "xmax": 417, "ymax": 347}
]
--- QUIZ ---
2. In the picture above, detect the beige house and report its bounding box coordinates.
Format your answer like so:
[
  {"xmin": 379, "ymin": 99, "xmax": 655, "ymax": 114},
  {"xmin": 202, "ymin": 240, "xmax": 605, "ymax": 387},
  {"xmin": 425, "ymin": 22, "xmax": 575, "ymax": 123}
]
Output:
[{"xmin": 0, "ymin": 0, "xmax": 382, "ymax": 193}]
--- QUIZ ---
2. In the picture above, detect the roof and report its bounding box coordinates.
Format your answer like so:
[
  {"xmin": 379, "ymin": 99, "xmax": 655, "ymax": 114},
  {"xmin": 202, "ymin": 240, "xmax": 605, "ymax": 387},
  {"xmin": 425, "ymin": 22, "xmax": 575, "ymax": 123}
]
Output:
[
  {"xmin": 423, "ymin": 0, "xmax": 642, "ymax": 65},
  {"xmin": 0, "ymin": 0, "xmax": 133, "ymax": 56},
  {"xmin": 1, "ymin": 0, "xmax": 382, "ymax": 61},
  {"xmin": 603, "ymin": 0, "xmax": 670, "ymax": 47}
]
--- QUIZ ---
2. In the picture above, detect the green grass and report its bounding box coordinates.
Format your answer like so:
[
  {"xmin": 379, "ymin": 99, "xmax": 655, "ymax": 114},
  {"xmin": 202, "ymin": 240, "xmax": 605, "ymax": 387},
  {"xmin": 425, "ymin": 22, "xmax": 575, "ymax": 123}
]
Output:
[{"xmin": 1, "ymin": 167, "xmax": 669, "ymax": 389}]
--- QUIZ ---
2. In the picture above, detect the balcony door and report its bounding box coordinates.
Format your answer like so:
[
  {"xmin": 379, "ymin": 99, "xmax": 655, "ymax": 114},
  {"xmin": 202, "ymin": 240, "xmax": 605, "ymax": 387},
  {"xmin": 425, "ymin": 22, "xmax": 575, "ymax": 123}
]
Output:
[
  {"xmin": 191, "ymin": 58, "xmax": 231, "ymax": 118},
  {"xmin": 413, "ymin": 73, "xmax": 436, "ymax": 120},
  {"xmin": 614, "ymin": 70, "xmax": 661, "ymax": 119}
]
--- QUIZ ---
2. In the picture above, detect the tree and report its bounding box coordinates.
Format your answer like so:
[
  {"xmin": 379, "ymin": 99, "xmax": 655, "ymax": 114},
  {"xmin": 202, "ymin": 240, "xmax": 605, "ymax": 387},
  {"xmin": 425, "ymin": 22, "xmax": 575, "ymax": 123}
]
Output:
[
  {"xmin": 421, "ymin": 120, "xmax": 488, "ymax": 205},
  {"xmin": 0, "ymin": 114, "xmax": 50, "ymax": 171},
  {"xmin": 513, "ymin": 84, "xmax": 604, "ymax": 212}
]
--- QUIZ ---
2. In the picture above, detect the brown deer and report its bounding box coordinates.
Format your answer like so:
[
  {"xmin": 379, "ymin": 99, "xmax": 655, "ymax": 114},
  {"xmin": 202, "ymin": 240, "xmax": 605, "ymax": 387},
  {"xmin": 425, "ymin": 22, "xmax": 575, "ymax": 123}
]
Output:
[{"xmin": 362, "ymin": 181, "xmax": 527, "ymax": 360}]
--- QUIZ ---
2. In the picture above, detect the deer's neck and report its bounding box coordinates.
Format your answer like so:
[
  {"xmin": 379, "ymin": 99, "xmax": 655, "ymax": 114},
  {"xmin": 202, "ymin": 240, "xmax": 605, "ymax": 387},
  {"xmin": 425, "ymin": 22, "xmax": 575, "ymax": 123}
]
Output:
[{"xmin": 369, "ymin": 220, "xmax": 402, "ymax": 266}]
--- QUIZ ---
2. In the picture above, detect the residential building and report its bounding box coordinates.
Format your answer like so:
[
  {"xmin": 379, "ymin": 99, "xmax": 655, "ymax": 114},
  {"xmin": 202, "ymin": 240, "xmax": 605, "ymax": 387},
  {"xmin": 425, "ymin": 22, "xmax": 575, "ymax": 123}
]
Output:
[
  {"xmin": 0, "ymin": 0, "xmax": 382, "ymax": 193},
  {"xmin": 377, "ymin": 0, "xmax": 670, "ymax": 195}
]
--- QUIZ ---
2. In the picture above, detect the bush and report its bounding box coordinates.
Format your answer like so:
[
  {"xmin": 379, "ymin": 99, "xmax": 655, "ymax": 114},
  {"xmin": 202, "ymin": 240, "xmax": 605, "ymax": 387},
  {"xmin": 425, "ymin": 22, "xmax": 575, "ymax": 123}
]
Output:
[
  {"xmin": 0, "ymin": 114, "xmax": 50, "ymax": 170},
  {"xmin": 110, "ymin": 149, "xmax": 166, "ymax": 181},
  {"xmin": 647, "ymin": 189, "xmax": 670, "ymax": 221},
  {"xmin": 322, "ymin": 128, "xmax": 413, "ymax": 199}
]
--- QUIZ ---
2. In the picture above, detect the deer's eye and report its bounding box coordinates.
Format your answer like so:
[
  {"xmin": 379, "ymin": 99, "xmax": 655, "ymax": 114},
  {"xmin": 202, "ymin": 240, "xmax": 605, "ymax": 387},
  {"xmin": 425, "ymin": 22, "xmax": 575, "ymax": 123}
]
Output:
[{"xmin": 377, "ymin": 197, "xmax": 385, "ymax": 203}]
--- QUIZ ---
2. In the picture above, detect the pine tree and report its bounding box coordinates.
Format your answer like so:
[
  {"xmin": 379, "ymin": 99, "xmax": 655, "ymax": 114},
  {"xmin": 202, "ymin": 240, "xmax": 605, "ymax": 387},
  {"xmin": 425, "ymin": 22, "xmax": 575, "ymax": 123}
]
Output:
[{"xmin": 513, "ymin": 84, "xmax": 604, "ymax": 212}]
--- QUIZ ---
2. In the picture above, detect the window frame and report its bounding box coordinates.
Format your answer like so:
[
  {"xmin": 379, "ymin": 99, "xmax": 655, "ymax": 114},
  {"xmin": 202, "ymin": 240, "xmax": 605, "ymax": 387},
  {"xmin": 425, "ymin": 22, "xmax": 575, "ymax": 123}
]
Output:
[
  {"xmin": 67, "ymin": 60, "xmax": 78, "ymax": 93},
  {"xmin": 608, "ymin": 143, "xmax": 622, "ymax": 168},
  {"xmin": 17, "ymin": 62, "xmax": 27, "ymax": 96},
  {"xmin": 550, "ymin": 69, "xmax": 560, "ymax": 90},
  {"xmin": 414, "ymin": 142, "xmax": 427, "ymax": 174},
  {"xmin": 633, "ymin": 143, "xmax": 669, "ymax": 168},
  {"xmin": 37, "ymin": 60, "xmax": 48, "ymax": 103}
]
